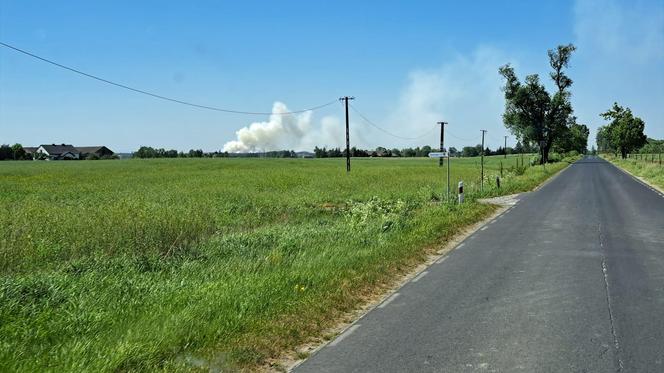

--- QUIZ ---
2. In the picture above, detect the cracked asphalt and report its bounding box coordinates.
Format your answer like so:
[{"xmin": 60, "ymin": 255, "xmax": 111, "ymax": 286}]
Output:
[{"xmin": 294, "ymin": 156, "xmax": 664, "ymax": 372}]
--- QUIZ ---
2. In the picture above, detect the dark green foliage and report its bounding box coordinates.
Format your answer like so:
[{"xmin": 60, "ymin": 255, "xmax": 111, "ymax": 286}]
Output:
[
  {"xmin": 0, "ymin": 144, "xmax": 28, "ymax": 160},
  {"xmin": 638, "ymin": 138, "xmax": 664, "ymax": 154},
  {"xmin": 499, "ymin": 44, "xmax": 576, "ymax": 164},
  {"xmin": 596, "ymin": 125, "xmax": 614, "ymax": 153},
  {"xmin": 554, "ymin": 121, "xmax": 589, "ymax": 154},
  {"xmin": 598, "ymin": 103, "xmax": 647, "ymax": 158}
]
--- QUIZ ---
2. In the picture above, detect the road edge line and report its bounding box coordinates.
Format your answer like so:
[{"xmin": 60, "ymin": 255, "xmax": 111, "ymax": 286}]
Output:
[
  {"xmin": 602, "ymin": 156, "xmax": 664, "ymax": 196},
  {"xmin": 283, "ymin": 160, "xmax": 575, "ymax": 372}
]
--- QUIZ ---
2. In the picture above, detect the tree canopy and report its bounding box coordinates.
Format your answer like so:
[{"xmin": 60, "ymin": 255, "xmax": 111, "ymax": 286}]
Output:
[
  {"xmin": 554, "ymin": 121, "xmax": 589, "ymax": 154},
  {"xmin": 597, "ymin": 103, "xmax": 647, "ymax": 158},
  {"xmin": 499, "ymin": 44, "xmax": 577, "ymax": 163}
]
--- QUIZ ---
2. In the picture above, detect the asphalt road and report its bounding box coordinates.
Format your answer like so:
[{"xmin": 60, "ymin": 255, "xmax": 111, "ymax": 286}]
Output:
[{"xmin": 295, "ymin": 157, "xmax": 664, "ymax": 372}]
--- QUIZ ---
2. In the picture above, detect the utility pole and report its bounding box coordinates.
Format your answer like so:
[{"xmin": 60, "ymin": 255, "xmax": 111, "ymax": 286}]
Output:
[
  {"xmin": 504, "ymin": 136, "xmax": 508, "ymax": 159},
  {"xmin": 438, "ymin": 121, "xmax": 447, "ymax": 167},
  {"xmin": 438, "ymin": 121, "xmax": 449, "ymax": 200},
  {"xmin": 480, "ymin": 130, "xmax": 487, "ymax": 191},
  {"xmin": 447, "ymin": 129, "xmax": 451, "ymax": 201},
  {"xmin": 339, "ymin": 96, "xmax": 354, "ymax": 173}
]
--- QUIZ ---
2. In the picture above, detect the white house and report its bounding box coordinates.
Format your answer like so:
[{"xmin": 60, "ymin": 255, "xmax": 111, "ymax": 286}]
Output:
[{"xmin": 36, "ymin": 144, "xmax": 81, "ymax": 160}]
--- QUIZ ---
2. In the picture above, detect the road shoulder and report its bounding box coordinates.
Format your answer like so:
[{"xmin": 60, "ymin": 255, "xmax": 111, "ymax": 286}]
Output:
[
  {"xmin": 602, "ymin": 156, "xmax": 664, "ymax": 196},
  {"xmin": 279, "ymin": 163, "xmax": 576, "ymax": 372}
]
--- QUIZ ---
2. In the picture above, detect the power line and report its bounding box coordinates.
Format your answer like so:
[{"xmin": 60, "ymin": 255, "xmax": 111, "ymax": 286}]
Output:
[
  {"xmin": 445, "ymin": 130, "xmax": 475, "ymax": 142},
  {"xmin": 0, "ymin": 41, "xmax": 337, "ymax": 115},
  {"xmin": 349, "ymin": 104, "xmax": 437, "ymax": 140}
]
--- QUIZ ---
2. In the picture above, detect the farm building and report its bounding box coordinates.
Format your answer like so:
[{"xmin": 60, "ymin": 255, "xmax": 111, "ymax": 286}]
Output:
[
  {"xmin": 32, "ymin": 144, "xmax": 115, "ymax": 160},
  {"xmin": 36, "ymin": 144, "xmax": 81, "ymax": 160},
  {"xmin": 23, "ymin": 147, "xmax": 38, "ymax": 155},
  {"xmin": 77, "ymin": 146, "xmax": 115, "ymax": 159}
]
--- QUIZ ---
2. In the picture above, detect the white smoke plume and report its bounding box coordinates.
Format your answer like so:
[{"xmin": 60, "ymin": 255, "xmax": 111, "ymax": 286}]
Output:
[
  {"xmin": 223, "ymin": 102, "xmax": 349, "ymax": 152},
  {"xmin": 382, "ymin": 46, "xmax": 513, "ymax": 149},
  {"xmin": 224, "ymin": 47, "xmax": 514, "ymax": 152}
]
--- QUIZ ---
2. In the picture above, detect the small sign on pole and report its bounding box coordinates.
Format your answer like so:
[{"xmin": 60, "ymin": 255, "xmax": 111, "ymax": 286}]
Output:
[{"xmin": 428, "ymin": 152, "xmax": 448, "ymax": 158}]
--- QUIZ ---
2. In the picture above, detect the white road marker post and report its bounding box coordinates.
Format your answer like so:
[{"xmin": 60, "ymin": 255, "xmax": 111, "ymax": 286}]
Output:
[
  {"xmin": 428, "ymin": 151, "xmax": 449, "ymax": 200},
  {"xmin": 458, "ymin": 181, "xmax": 464, "ymax": 204}
]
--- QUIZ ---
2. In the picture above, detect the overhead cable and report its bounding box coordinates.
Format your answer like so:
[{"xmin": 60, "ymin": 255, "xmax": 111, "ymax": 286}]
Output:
[{"xmin": 0, "ymin": 41, "xmax": 337, "ymax": 115}]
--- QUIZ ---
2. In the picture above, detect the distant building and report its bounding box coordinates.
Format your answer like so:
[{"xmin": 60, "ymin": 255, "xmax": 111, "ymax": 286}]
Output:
[
  {"xmin": 23, "ymin": 147, "xmax": 37, "ymax": 155},
  {"xmin": 36, "ymin": 144, "xmax": 81, "ymax": 160},
  {"xmin": 296, "ymin": 151, "xmax": 315, "ymax": 158},
  {"xmin": 77, "ymin": 146, "xmax": 115, "ymax": 159},
  {"xmin": 32, "ymin": 144, "xmax": 115, "ymax": 160}
]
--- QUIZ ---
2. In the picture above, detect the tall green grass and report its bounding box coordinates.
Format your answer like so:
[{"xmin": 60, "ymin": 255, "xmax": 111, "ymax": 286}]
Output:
[
  {"xmin": 0, "ymin": 155, "xmax": 572, "ymax": 371},
  {"xmin": 602, "ymin": 154, "xmax": 664, "ymax": 190}
]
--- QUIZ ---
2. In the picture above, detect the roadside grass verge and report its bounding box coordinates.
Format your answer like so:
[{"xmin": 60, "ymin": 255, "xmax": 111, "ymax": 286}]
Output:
[
  {"xmin": 601, "ymin": 154, "xmax": 664, "ymax": 190},
  {"xmin": 0, "ymin": 156, "xmax": 574, "ymax": 371}
]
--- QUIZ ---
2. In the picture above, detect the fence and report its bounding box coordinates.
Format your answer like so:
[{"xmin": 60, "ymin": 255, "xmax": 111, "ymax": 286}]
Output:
[{"xmin": 627, "ymin": 153, "xmax": 663, "ymax": 166}]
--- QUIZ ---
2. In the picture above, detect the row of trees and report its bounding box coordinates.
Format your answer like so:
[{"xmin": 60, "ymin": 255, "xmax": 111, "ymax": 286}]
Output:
[
  {"xmin": 499, "ymin": 44, "xmax": 589, "ymax": 164},
  {"xmin": 313, "ymin": 146, "xmax": 447, "ymax": 158},
  {"xmin": 133, "ymin": 146, "xmax": 302, "ymax": 158},
  {"xmin": 134, "ymin": 146, "xmax": 209, "ymax": 158},
  {"xmin": 0, "ymin": 144, "xmax": 29, "ymax": 160},
  {"xmin": 312, "ymin": 144, "xmax": 537, "ymax": 159}
]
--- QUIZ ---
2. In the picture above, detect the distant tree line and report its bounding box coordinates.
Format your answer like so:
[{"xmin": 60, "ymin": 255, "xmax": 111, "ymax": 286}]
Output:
[
  {"xmin": 133, "ymin": 146, "xmax": 301, "ymax": 159},
  {"xmin": 313, "ymin": 144, "xmax": 537, "ymax": 158},
  {"xmin": 0, "ymin": 144, "xmax": 29, "ymax": 160}
]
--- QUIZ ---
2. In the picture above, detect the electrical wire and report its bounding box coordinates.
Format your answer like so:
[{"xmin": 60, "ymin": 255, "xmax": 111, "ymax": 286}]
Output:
[
  {"xmin": 349, "ymin": 104, "xmax": 437, "ymax": 140},
  {"xmin": 445, "ymin": 130, "xmax": 476, "ymax": 142},
  {"xmin": 0, "ymin": 41, "xmax": 337, "ymax": 115}
]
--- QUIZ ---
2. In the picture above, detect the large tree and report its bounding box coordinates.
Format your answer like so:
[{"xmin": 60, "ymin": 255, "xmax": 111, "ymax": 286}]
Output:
[
  {"xmin": 11, "ymin": 144, "xmax": 26, "ymax": 160},
  {"xmin": 499, "ymin": 44, "xmax": 576, "ymax": 164},
  {"xmin": 599, "ymin": 103, "xmax": 647, "ymax": 158},
  {"xmin": 554, "ymin": 120, "xmax": 589, "ymax": 154},
  {"xmin": 596, "ymin": 125, "xmax": 614, "ymax": 154}
]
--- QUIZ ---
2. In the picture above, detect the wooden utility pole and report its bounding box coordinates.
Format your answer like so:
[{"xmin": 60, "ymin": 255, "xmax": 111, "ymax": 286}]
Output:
[
  {"xmin": 481, "ymin": 130, "xmax": 487, "ymax": 191},
  {"xmin": 339, "ymin": 96, "xmax": 354, "ymax": 172},
  {"xmin": 438, "ymin": 121, "xmax": 449, "ymax": 200},
  {"xmin": 438, "ymin": 121, "xmax": 447, "ymax": 167},
  {"xmin": 504, "ymin": 136, "xmax": 508, "ymax": 159}
]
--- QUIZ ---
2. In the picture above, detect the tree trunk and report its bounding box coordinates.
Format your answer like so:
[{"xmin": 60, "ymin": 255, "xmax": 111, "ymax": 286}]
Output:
[
  {"xmin": 540, "ymin": 142, "xmax": 550, "ymax": 165},
  {"xmin": 621, "ymin": 148, "xmax": 627, "ymax": 159}
]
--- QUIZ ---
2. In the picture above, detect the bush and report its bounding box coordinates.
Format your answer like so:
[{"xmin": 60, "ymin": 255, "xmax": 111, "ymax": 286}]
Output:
[{"xmin": 530, "ymin": 152, "xmax": 562, "ymax": 165}]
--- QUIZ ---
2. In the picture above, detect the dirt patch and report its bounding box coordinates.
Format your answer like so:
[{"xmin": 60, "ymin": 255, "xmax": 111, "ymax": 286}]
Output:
[{"xmin": 477, "ymin": 193, "xmax": 521, "ymax": 206}]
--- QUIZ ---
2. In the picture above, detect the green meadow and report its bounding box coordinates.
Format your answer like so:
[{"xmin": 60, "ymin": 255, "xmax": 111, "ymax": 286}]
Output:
[
  {"xmin": 603, "ymin": 154, "xmax": 664, "ymax": 190},
  {"xmin": 1, "ymin": 155, "xmax": 572, "ymax": 371}
]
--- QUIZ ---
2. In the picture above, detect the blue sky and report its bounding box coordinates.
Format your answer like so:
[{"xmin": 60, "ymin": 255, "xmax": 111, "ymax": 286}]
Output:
[{"xmin": 1, "ymin": 0, "xmax": 662, "ymax": 152}]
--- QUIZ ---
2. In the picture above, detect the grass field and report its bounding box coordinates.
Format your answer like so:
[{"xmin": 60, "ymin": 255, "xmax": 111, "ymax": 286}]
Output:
[
  {"xmin": 1, "ymin": 155, "xmax": 571, "ymax": 371},
  {"xmin": 602, "ymin": 154, "xmax": 664, "ymax": 190}
]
